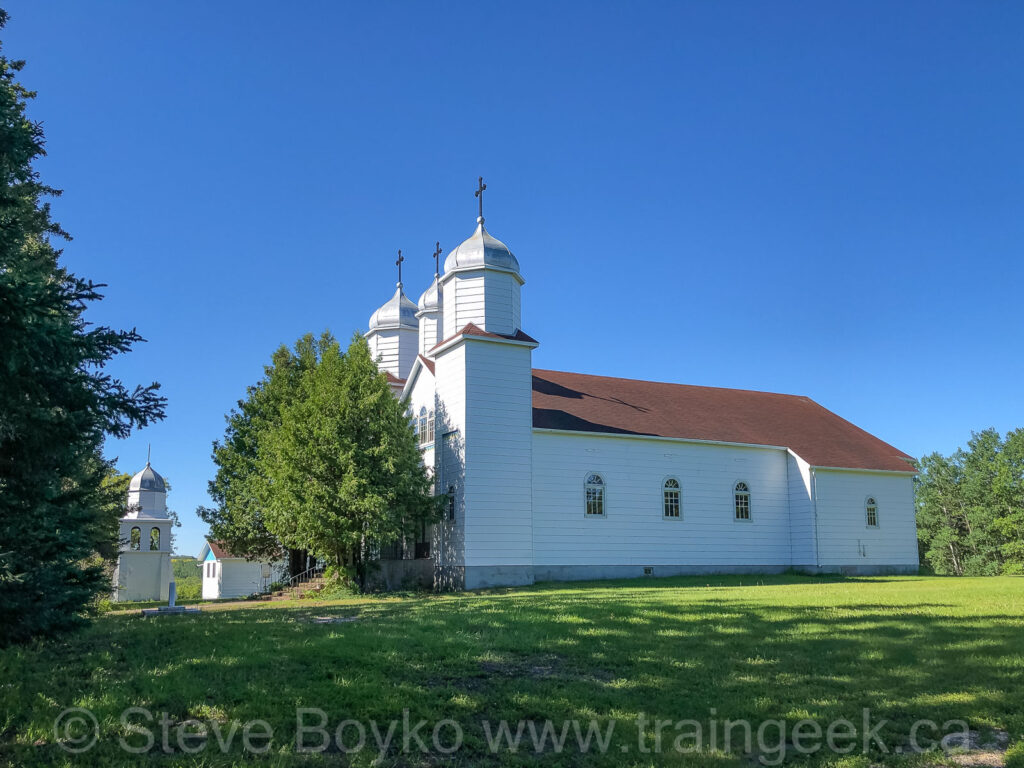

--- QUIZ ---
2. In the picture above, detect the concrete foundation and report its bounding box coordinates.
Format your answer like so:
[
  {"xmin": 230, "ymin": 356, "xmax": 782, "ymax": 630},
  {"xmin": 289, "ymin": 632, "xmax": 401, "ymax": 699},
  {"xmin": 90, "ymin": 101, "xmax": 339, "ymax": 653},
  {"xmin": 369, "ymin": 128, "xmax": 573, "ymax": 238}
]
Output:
[{"xmin": 368, "ymin": 558, "xmax": 434, "ymax": 591}]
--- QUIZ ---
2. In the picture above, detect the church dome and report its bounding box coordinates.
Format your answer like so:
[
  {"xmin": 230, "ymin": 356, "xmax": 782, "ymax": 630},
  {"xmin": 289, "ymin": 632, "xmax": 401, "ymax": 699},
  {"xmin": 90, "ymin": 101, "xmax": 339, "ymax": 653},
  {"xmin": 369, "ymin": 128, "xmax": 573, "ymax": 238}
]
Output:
[
  {"xmin": 368, "ymin": 284, "xmax": 419, "ymax": 331},
  {"xmin": 129, "ymin": 462, "xmax": 166, "ymax": 493},
  {"xmin": 417, "ymin": 275, "xmax": 442, "ymax": 314},
  {"xmin": 443, "ymin": 219, "xmax": 520, "ymax": 277}
]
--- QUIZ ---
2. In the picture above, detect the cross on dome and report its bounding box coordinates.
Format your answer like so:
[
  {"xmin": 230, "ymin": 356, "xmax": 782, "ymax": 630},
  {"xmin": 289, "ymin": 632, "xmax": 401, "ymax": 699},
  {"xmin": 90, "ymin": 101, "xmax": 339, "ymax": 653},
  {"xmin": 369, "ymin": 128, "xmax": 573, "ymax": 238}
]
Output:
[{"xmin": 475, "ymin": 176, "xmax": 486, "ymax": 223}]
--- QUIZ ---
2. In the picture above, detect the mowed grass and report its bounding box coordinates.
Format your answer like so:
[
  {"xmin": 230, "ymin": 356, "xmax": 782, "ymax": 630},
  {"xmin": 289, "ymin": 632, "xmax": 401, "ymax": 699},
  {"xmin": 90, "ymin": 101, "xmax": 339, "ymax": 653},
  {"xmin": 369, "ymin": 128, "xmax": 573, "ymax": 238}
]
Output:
[{"xmin": 1, "ymin": 575, "xmax": 1022, "ymax": 767}]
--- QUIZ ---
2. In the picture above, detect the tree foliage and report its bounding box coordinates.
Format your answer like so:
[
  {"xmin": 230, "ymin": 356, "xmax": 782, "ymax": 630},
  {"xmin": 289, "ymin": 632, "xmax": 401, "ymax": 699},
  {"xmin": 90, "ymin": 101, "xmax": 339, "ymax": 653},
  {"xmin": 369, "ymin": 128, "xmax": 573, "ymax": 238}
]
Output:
[
  {"xmin": 200, "ymin": 332, "xmax": 439, "ymax": 589},
  {"xmin": 0, "ymin": 12, "xmax": 165, "ymax": 644},
  {"xmin": 916, "ymin": 429, "xmax": 1024, "ymax": 575}
]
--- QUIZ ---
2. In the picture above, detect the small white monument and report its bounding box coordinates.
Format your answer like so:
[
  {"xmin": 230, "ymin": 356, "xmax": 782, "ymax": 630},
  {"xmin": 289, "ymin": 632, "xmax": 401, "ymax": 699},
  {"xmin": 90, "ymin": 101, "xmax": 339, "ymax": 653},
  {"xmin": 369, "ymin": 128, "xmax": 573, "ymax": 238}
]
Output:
[{"xmin": 112, "ymin": 452, "xmax": 172, "ymax": 602}]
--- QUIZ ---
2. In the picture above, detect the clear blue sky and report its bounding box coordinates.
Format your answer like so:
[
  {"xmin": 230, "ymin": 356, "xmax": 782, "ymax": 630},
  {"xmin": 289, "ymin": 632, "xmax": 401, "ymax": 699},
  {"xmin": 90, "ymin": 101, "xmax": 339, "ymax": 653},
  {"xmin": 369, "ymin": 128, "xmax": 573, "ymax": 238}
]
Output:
[{"xmin": 6, "ymin": 2, "xmax": 1022, "ymax": 556}]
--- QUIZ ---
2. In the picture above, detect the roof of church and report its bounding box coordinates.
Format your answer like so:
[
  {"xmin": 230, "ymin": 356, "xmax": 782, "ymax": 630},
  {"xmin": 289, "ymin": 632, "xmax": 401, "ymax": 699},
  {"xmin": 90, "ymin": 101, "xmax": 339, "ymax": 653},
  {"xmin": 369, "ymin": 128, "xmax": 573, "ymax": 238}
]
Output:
[
  {"xmin": 531, "ymin": 369, "xmax": 915, "ymax": 472},
  {"xmin": 444, "ymin": 220, "xmax": 520, "ymax": 276},
  {"xmin": 368, "ymin": 284, "xmax": 419, "ymax": 332},
  {"xmin": 429, "ymin": 323, "xmax": 539, "ymax": 353}
]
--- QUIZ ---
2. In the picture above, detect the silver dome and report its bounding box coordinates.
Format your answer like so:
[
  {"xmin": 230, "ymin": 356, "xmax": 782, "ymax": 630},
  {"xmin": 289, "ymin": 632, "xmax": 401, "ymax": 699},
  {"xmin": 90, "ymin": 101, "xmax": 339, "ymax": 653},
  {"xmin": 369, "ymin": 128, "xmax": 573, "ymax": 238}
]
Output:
[
  {"xmin": 417, "ymin": 275, "xmax": 442, "ymax": 314},
  {"xmin": 129, "ymin": 462, "xmax": 166, "ymax": 493},
  {"xmin": 443, "ymin": 219, "xmax": 520, "ymax": 276},
  {"xmin": 368, "ymin": 284, "xmax": 419, "ymax": 331}
]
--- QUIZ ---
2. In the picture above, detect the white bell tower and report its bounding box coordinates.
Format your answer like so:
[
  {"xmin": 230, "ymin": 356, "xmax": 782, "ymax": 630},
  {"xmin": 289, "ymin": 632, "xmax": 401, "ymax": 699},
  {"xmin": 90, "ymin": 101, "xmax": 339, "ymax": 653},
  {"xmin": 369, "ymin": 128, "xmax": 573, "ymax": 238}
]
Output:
[
  {"xmin": 416, "ymin": 242, "xmax": 444, "ymax": 356},
  {"xmin": 433, "ymin": 179, "xmax": 537, "ymax": 589},
  {"xmin": 113, "ymin": 451, "xmax": 172, "ymax": 602},
  {"xmin": 366, "ymin": 249, "xmax": 420, "ymax": 385}
]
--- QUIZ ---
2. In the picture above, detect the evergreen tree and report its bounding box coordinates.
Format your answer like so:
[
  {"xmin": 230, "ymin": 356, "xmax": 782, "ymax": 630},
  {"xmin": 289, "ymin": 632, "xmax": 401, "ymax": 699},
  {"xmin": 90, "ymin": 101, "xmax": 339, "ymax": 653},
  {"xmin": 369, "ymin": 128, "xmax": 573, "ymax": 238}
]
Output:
[
  {"xmin": 197, "ymin": 335, "xmax": 320, "ymax": 564},
  {"xmin": 0, "ymin": 13, "xmax": 165, "ymax": 644},
  {"xmin": 263, "ymin": 333, "xmax": 439, "ymax": 589}
]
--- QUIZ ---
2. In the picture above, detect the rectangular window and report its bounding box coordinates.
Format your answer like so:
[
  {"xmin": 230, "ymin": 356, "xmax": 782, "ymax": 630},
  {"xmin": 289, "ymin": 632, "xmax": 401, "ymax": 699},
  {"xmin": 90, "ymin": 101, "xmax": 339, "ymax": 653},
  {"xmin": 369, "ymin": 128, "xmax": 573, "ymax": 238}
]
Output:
[
  {"xmin": 735, "ymin": 493, "xmax": 750, "ymax": 520},
  {"xmin": 866, "ymin": 505, "xmax": 878, "ymax": 527},
  {"xmin": 585, "ymin": 486, "xmax": 604, "ymax": 516}
]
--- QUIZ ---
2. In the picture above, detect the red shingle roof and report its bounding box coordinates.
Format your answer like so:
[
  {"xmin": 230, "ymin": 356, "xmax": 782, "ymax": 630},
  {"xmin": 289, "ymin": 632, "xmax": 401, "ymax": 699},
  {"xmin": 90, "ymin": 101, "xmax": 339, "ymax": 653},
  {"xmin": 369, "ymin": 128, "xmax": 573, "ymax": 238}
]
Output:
[
  {"xmin": 531, "ymin": 369, "xmax": 915, "ymax": 472},
  {"xmin": 207, "ymin": 540, "xmax": 235, "ymax": 559},
  {"xmin": 430, "ymin": 323, "xmax": 539, "ymax": 353},
  {"xmin": 418, "ymin": 354, "xmax": 435, "ymax": 375}
]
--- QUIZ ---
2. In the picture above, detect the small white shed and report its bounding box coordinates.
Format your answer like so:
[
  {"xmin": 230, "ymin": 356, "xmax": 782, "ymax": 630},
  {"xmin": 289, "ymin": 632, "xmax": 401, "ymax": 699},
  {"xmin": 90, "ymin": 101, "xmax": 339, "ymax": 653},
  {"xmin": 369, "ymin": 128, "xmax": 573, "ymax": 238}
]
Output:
[{"xmin": 198, "ymin": 541, "xmax": 286, "ymax": 600}]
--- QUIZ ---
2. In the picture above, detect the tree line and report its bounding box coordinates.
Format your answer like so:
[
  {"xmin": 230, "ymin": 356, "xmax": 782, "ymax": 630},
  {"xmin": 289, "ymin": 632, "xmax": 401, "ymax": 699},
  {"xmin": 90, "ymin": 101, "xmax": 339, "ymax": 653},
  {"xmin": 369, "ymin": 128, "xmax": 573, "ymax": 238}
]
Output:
[
  {"xmin": 197, "ymin": 332, "xmax": 441, "ymax": 590},
  {"xmin": 916, "ymin": 429, "xmax": 1023, "ymax": 575}
]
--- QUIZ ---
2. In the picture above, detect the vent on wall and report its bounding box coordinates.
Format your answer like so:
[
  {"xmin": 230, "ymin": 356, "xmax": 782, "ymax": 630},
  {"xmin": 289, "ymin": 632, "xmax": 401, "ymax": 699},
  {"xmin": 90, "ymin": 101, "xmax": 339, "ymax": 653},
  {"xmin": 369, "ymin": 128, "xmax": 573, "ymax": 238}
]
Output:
[{"xmin": 643, "ymin": 567, "xmax": 654, "ymax": 576}]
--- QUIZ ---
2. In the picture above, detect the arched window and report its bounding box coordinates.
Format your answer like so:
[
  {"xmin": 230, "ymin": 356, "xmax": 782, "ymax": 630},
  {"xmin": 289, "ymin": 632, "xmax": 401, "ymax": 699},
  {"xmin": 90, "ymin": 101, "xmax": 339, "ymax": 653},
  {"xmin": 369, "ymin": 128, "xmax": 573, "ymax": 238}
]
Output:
[
  {"xmin": 130, "ymin": 526, "xmax": 141, "ymax": 551},
  {"xmin": 149, "ymin": 527, "xmax": 160, "ymax": 551},
  {"xmin": 585, "ymin": 473, "xmax": 605, "ymax": 516},
  {"xmin": 418, "ymin": 407, "xmax": 428, "ymax": 444},
  {"xmin": 866, "ymin": 497, "xmax": 879, "ymax": 527},
  {"xmin": 663, "ymin": 478, "xmax": 681, "ymax": 518},
  {"xmin": 734, "ymin": 482, "xmax": 751, "ymax": 520},
  {"xmin": 426, "ymin": 410, "xmax": 435, "ymax": 444}
]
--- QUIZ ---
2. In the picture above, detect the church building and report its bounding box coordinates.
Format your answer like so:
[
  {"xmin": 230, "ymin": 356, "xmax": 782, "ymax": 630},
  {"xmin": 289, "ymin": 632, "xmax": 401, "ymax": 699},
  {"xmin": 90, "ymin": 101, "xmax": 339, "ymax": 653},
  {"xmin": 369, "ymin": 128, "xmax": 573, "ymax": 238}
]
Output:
[{"xmin": 365, "ymin": 181, "xmax": 919, "ymax": 590}]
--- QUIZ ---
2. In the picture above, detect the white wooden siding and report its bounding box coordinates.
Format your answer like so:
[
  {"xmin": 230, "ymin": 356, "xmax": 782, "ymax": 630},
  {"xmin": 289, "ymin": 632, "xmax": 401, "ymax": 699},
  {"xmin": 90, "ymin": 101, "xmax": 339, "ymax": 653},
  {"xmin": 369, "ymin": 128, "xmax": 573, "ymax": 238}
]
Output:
[
  {"xmin": 442, "ymin": 270, "xmax": 521, "ymax": 337},
  {"xmin": 787, "ymin": 452, "xmax": 817, "ymax": 567},
  {"xmin": 462, "ymin": 341, "xmax": 534, "ymax": 566},
  {"xmin": 531, "ymin": 432, "xmax": 792, "ymax": 566},
  {"xmin": 367, "ymin": 327, "xmax": 418, "ymax": 381},
  {"xmin": 813, "ymin": 470, "xmax": 918, "ymax": 569},
  {"xmin": 433, "ymin": 344, "xmax": 468, "ymax": 567},
  {"xmin": 418, "ymin": 312, "xmax": 441, "ymax": 356}
]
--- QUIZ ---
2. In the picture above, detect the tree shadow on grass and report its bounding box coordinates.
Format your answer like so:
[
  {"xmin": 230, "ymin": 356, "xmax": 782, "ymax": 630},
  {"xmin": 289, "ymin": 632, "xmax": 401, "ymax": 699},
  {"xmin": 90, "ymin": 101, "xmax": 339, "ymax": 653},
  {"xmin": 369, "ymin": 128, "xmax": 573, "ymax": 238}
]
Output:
[{"xmin": 5, "ymin": 582, "xmax": 1023, "ymax": 767}]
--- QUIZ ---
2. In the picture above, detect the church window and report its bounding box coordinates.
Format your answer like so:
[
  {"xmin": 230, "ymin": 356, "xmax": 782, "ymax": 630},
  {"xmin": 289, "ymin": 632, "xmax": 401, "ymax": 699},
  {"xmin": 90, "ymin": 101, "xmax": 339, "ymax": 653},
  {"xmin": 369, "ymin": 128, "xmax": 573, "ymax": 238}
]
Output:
[
  {"xmin": 585, "ymin": 473, "xmax": 605, "ymax": 516},
  {"xmin": 866, "ymin": 497, "xmax": 878, "ymax": 527},
  {"xmin": 447, "ymin": 485, "xmax": 456, "ymax": 520},
  {"xmin": 418, "ymin": 407, "xmax": 428, "ymax": 443},
  {"xmin": 130, "ymin": 526, "xmax": 141, "ymax": 551},
  {"xmin": 663, "ymin": 478, "xmax": 681, "ymax": 518},
  {"xmin": 734, "ymin": 482, "xmax": 751, "ymax": 520},
  {"xmin": 426, "ymin": 410, "xmax": 435, "ymax": 444},
  {"xmin": 149, "ymin": 528, "xmax": 160, "ymax": 551}
]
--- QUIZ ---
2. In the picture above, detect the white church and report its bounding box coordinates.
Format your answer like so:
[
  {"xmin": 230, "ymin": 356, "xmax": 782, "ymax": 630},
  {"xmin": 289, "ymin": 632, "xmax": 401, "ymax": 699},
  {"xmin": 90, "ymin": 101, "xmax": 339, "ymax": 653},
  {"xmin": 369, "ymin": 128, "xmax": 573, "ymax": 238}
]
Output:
[{"xmin": 365, "ymin": 182, "xmax": 920, "ymax": 591}]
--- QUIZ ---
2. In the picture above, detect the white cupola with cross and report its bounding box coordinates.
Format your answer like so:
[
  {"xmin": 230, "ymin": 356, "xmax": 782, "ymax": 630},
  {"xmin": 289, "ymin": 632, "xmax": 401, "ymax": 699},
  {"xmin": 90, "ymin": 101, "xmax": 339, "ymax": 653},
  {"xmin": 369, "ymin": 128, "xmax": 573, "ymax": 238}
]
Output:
[
  {"xmin": 417, "ymin": 242, "xmax": 444, "ymax": 356},
  {"xmin": 113, "ymin": 452, "xmax": 173, "ymax": 602},
  {"xmin": 440, "ymin": 178, "xmax": 524, "ymax": 339},
  {"xmin": 366, "ymin": 249, "xmax": 419, "ymax": 384}
]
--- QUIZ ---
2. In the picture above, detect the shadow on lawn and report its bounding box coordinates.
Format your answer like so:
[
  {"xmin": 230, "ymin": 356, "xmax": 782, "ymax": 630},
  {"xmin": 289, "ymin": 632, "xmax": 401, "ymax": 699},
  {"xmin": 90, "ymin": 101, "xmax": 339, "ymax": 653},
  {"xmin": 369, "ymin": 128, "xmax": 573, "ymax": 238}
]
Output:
[{"xmin": 12, "ymin": 581, "xmax": 1023, "ymax": 766}]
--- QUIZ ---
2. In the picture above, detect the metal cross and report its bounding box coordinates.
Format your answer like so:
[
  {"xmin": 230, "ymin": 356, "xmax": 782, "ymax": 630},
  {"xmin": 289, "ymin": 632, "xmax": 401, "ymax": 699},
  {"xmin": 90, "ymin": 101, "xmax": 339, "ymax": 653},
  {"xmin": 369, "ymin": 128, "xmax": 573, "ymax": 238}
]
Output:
[
  {"xmin": 475, "ymin": 176, "xmax": 487, "ymax": 220},
  {"xmin": 395, "ymin": 249, "xmax": 404, "ymax": 284},
  {"xmin": 432, "ymin": 241, "xmax": 442, "ymax": 276}
]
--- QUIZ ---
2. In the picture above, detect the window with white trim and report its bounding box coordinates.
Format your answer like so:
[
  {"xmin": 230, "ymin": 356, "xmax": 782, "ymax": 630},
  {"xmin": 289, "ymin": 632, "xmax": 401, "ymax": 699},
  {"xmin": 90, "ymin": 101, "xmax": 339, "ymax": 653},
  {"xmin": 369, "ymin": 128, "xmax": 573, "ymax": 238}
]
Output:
[
  {"xmin": 425, "ymin": 410, "xmax": 435, "ymax": 444},
  {"xmin": 734, "ymin": 482, "xmax": 751, "ymax": 520},
  {"xmin": 663, "ymin": 478, "xmax": 681, "ymax": 518},
  {"xmin": 418, "ymin": 407, "xmax": 428, "ymax": 444},
  {"xmin": 866, "ymin": 497, "xmax": 878, "ymax": 527},
  {"xmin": 585, "ymin": 473, "xmax": 605, "ymax": 516}
]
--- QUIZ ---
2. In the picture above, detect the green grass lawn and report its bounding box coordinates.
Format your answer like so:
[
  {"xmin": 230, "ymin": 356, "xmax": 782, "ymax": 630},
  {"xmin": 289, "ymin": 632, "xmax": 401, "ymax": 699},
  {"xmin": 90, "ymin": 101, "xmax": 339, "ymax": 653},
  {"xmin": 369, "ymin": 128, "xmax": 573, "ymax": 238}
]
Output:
[{"xmin": 1, "ymin": 575, "xmax": 1022, "ymax": 767}]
